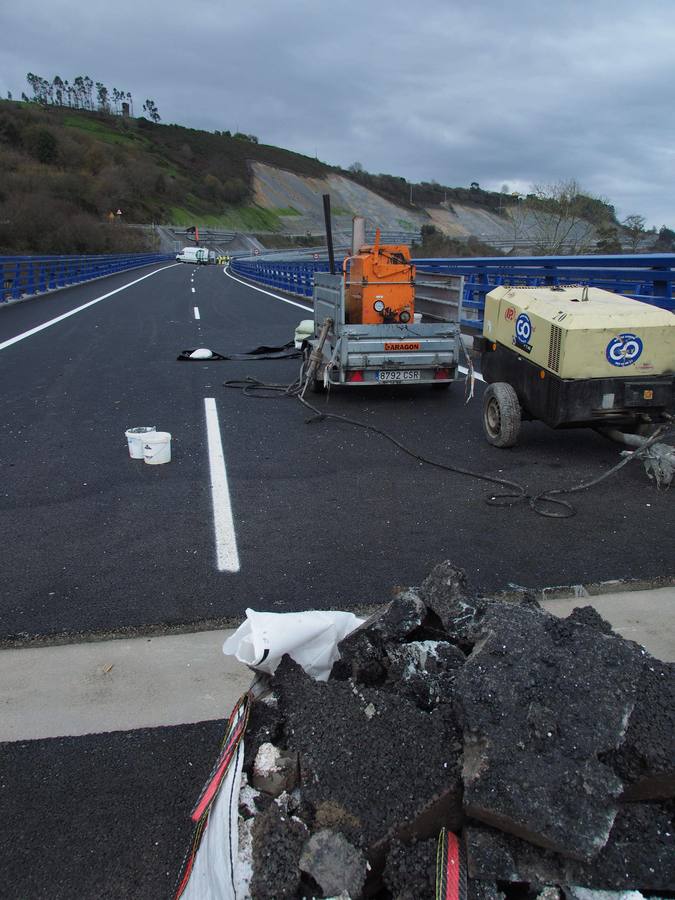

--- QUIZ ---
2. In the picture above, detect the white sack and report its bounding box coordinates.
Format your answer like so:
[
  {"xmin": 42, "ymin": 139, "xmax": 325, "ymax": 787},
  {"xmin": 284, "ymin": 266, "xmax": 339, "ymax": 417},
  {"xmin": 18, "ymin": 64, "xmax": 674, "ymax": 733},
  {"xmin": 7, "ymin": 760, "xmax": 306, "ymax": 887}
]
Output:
[
  {"xmin": 181, "ymin": 741, "xmax": 244, "ymax": 900},
  {"xmin": 223, "ymin": 608, "xmax": 364, "ymax": 682}
]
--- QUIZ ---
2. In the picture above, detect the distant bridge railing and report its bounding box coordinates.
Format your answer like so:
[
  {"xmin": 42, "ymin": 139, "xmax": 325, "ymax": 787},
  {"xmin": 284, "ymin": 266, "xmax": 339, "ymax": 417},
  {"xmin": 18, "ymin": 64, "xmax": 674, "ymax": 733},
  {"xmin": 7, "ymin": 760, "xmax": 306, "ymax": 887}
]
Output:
[
  {"xmin": 231, "ymin": 253, "xmax": 675, "ymax": 330},
  {"xmin": 0, "ymin": 253, "xmax": 175, "ymax": 303},
  {"xmin": 231, "ymin": 257, "xmax": 339, "ymax": 298},
  {"xmin": 413, "ymin": 254, "xmax": 675, "ymax": 329}
]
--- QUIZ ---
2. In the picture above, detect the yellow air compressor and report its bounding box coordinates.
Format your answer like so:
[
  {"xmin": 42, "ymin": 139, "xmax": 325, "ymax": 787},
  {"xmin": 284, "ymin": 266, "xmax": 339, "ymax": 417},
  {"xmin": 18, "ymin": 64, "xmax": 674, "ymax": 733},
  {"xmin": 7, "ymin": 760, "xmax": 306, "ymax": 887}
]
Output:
[{"xmin": 474, "ymin": 285, "xmax": 675, "ymax": 446}]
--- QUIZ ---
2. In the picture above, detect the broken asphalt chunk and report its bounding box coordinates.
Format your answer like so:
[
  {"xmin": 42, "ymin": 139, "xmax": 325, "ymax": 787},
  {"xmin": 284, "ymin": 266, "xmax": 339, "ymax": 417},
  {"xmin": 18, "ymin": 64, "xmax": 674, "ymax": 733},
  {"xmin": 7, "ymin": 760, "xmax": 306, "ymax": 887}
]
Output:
[
  {"xmin": 456, "ymin": 603, "xmax": 641, "ymax": 860},
  {"xmin": 299, "ymin": 829, "xmax": 367, "ymax": 899},
  {"xmin": 275, "ymin": 655, "xmax": 463, "ymax": 858}
]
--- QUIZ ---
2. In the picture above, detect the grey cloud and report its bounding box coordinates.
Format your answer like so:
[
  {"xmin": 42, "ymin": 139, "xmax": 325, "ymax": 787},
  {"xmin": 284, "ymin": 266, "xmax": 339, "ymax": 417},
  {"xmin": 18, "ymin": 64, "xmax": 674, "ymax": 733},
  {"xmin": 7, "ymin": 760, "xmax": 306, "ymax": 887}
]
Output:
[{"xmin": 0, "ymin": 0, "xmax": 672, "ymax": 227}]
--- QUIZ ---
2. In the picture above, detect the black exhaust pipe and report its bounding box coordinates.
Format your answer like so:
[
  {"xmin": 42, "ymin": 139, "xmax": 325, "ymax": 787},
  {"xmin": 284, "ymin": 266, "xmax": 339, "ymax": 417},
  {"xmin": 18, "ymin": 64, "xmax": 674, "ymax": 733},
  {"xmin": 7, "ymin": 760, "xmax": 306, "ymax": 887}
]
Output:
[{"xmin": 322, "ymin": 193, "xmax": 336, "ymax": 275}]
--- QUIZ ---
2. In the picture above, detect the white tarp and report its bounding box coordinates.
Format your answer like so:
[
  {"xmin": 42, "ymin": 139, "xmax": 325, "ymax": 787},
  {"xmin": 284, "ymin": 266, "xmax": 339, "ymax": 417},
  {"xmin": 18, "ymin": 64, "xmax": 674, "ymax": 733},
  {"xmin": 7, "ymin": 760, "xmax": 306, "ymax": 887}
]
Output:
[
  {"xmin": 223, "ymin": 608, "xmax": 364, "ymax": 682},
  {"xmin": 180, "ymin": 609, "xmax": 363, "ymax": 899},
  {"xmin": 181, "ymin": 741, "xmax": 245, "ymax": 900}
]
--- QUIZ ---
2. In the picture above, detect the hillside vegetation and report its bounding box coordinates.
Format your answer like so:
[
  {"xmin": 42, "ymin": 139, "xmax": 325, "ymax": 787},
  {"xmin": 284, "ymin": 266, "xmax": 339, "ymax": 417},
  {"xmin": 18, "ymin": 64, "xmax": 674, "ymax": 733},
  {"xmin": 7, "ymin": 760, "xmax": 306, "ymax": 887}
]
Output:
[
  {"xmin": 0, "ymin": 100, "xmax": 336, "ymax": 253},
  {"xmin": 1, "ymin": 99, "xmax": 672, "ymax": 256}
]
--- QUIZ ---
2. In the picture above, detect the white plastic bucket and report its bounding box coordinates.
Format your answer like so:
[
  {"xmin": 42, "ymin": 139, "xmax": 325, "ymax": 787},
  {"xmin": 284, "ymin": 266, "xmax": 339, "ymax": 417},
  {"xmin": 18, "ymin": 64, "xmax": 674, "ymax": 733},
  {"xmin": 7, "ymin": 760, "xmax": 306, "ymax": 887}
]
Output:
[
  {"xmin": 143, "ymin": 431, "xmax": 172, "ymax": 465},
  {"xmin": 413, "ymin": 312, "xmax": 423, "ymax": 324},
  {"xmin": 125, "ymin": 426, "xmax": 156, "ymax": 459}
]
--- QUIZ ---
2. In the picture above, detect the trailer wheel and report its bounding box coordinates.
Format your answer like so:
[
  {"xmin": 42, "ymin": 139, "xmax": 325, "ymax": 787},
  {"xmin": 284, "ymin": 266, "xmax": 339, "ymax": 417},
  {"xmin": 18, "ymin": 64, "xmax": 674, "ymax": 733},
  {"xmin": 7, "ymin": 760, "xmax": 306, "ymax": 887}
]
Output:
[{"xmin": 483, "ymin": 383, "xmax": 521, "ymax": 448}]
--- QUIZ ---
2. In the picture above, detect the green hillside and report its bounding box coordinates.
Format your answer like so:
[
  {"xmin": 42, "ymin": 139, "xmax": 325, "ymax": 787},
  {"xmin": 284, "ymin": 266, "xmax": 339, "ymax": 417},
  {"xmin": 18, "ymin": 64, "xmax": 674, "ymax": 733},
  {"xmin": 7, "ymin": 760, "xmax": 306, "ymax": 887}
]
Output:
[
  {"xmin": 1, "ymin": 98, "xmax": 670, "ymax": 257},
  {"xmin": 0, "ymin": 100, "xmax": 337, "ymax": 253}
]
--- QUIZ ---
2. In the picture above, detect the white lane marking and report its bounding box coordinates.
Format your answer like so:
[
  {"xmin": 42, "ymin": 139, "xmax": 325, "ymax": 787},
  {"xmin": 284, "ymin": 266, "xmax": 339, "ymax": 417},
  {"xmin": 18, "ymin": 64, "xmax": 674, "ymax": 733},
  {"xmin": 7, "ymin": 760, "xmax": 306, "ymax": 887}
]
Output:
[
  {"xmin": 224, "ymin": 266, "xmax": 312, "ymax": 312},
  {"xmin": 459, "ymin": 365, "xmax": 485, "ymax": 382},
  {"xmin": 0, "ymin": 264, "xmax": 180, "ymax": 352},
  {"xmin": 191, "ymin": 287, "xmax": 196, "ymax": 293},
  {"xmin": 204, "ymin": 397, "xmax": 240, "ymax": 573},
  {"xmin": 194, "ymin": 306, "xmax": 200, "ymax": 320}
]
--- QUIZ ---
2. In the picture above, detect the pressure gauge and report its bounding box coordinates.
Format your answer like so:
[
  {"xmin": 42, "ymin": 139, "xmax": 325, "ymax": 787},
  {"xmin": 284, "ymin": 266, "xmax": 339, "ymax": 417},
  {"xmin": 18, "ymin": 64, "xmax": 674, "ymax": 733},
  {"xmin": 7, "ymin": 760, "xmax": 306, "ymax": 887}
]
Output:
[{"xmin": 373, "ymin": 300, "xmax": 385, "ymax": 313}]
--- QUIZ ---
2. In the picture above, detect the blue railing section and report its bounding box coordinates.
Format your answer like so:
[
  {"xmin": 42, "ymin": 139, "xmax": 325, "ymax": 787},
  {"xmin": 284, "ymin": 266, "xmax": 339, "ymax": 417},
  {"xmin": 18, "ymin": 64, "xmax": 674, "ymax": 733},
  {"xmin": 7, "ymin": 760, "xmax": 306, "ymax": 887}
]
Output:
[
  {"xmin": 231, "ymin": 253, "xmax": 675, "ymax": 329},
  {"xmin": 231, "ymin": 257, "xmax": 342, "ymax": 298},
  {"xmin": 0, "ymin": 253, "xmax": 175, "ymax": 303},
  {"xmin": 413, "ymin": 254, "xmax": 675, "ymax": 329}
]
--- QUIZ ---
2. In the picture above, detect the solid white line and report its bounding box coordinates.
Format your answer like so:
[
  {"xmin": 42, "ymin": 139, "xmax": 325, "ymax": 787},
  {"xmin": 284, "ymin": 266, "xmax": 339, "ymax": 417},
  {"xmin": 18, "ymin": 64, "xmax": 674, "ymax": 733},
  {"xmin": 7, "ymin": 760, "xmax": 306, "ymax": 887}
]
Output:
[
  {"xmin": 204, "ymin": 397, "xmax": 240, "ymax": 573},
  {"xmin": 0, "ymin": 264, "xmax": 180, "ymax": 352},
  {"xmin": 194, "ymin": 306, "xmax": 200, "ymax": 320},
  {"xmin": 224, "ymin": 266, "xmax": 313, "ymax": 312},
  {"xmin": 459, "ymin": 365, "xmax": 485, "ymax": 382}
]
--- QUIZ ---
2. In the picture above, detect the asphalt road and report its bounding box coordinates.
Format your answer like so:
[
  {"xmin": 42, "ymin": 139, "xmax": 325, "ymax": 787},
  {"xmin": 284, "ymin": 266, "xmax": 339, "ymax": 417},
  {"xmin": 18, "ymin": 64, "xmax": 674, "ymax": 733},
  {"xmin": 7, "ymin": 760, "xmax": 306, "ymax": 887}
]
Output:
[
  {"xmin": 0, "ymin": 719, "xmax": 224, "ymax": 899},
  {"xmin": 1, "ymin": 263, "xmax": 673, "ymax": 642},
  {"xmin": 1, "ymin": 263, "xmax": 673, "ymax": 899}
]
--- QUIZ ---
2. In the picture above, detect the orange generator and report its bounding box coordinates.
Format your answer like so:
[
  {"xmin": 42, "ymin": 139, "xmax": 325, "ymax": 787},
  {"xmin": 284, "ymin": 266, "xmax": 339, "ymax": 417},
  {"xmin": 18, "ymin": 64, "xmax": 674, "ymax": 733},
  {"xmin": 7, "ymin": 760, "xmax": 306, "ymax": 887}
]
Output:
[{"xmin": 345, "ymin": 230, "xmax": 415, "ymax": 325}]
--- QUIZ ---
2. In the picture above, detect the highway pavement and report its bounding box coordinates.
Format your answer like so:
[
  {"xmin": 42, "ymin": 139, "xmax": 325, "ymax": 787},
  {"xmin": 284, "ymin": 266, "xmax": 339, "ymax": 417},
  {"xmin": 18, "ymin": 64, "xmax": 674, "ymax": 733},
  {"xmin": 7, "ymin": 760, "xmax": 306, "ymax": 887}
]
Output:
[
  {"xmin": 1, "ymin": 262, "xmax": 673, "ymax": 897},
  {"xmin": 1, "ymin": 262, "xmax": 673, "ymax": 643}
]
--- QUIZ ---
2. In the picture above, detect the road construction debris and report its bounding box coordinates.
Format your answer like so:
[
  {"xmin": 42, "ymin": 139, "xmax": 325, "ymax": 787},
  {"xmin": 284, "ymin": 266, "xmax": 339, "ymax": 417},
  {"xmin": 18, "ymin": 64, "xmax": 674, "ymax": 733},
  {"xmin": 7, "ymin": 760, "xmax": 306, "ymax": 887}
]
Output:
[
  {"xmin": 299, "ymin": 829, "xmax": 367, "ymax": 899},
  {"xmin": 196, "ymin": 561, "xmax": 674, "ymax": 899},
  {"xmin": 251, "ymin": 742, "xmax": 298, "ymax": 798}
]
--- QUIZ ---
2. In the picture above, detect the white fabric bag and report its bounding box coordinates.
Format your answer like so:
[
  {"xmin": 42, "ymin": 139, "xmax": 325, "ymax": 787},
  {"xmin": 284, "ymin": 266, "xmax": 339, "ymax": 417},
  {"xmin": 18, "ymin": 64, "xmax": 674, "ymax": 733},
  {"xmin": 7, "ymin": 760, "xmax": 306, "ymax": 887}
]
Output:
[{"xmin": 223, "ymin": 608, "xmax": 364, "ymax": 682}]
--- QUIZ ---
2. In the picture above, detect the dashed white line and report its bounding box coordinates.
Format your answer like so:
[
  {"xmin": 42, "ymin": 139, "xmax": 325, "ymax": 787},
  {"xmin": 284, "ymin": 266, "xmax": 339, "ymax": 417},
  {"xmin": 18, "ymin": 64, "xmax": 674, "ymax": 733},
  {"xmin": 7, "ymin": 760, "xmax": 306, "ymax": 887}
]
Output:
[
  {"xmin": 224, "ymin": 267, "xmax": 313, "ymax": 312},
  {"xmin": 204, "ymin": 397, "xmax": 240, "ymax": 573},
  {"xmin": 194, "ymin": 306, "xmax": 200, "ymax": 320},
  {"xmin": 191, "ymin": 287, "xmax": 196, "ymax": 293},
  {"xmin": 0, "ymin": 264, "xmax": 180, "ymax": 352}
]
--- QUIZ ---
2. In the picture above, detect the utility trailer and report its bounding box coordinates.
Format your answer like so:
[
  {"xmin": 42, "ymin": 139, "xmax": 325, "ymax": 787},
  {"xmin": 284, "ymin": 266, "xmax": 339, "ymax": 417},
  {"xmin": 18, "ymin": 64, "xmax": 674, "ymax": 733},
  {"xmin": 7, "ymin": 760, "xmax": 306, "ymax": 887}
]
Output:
[{"xmin": 305, "ymin": 272, "xmax": 462, "ymax": 390}]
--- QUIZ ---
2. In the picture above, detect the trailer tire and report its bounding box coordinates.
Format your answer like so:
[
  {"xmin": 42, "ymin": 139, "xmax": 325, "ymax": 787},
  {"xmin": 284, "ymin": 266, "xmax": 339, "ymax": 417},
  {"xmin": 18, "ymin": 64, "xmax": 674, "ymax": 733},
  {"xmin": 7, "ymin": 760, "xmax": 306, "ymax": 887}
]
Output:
[{"xmin": 483, "ymin": 383, "xmax": 521, "ymax": 448}]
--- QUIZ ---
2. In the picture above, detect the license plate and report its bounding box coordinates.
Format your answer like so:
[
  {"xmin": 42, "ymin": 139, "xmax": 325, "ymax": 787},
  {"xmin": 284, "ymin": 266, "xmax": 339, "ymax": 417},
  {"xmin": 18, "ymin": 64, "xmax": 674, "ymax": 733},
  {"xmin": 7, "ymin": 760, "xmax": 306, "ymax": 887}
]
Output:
[{"xmin": 377, "ymin": 370, "xmax": 421, "ymax": 382}]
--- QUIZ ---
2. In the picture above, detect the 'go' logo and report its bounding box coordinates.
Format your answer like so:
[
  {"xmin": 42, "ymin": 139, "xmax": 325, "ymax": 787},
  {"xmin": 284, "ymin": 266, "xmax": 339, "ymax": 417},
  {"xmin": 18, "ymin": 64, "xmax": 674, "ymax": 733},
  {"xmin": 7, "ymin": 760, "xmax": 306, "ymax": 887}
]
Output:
[
  {"xmin": 515, "ymin": 313, "xmax": 532, "ymax": 344},
  {"xmin": 606, "ymin": 333, "xmax": 643, "ymax": 367}
]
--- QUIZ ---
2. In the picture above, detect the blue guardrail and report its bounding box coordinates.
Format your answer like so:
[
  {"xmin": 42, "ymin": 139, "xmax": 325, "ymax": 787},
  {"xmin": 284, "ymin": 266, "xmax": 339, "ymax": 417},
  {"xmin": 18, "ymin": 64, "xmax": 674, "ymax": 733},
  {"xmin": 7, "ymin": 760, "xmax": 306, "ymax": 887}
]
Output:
[
  {"xmin": 0, "ymin": 253, "xmax": 175, "ymax": 303},
  {"xmin": 231, "ymin": 253, "xmax": 675, "ymax": 330}
]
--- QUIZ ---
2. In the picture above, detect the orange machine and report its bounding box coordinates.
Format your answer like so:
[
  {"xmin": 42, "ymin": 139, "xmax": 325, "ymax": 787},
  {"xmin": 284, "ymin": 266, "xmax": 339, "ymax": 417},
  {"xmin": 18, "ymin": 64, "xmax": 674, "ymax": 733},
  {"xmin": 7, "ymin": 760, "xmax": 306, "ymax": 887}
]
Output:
[{"xmin": 344, "ymin": 230, "xmax": 415, "ymax": 325}]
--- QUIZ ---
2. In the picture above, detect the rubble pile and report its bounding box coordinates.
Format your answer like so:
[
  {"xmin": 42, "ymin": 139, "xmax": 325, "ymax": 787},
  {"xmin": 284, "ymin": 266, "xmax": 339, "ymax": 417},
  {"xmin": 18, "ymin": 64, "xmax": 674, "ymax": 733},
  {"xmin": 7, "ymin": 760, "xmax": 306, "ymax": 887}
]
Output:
[{"xmin": 237, "ymin": 563, "xmax": 675, "ymax": 899}]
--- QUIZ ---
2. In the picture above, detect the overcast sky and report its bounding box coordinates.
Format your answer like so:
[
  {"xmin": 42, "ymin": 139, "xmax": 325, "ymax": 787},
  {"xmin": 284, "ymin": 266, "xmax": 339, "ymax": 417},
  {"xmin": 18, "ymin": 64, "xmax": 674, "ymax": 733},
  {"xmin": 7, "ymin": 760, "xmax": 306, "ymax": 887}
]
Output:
[{"xmin": 2, "ymin": 0, "xmax": 673, "ymax": 228}]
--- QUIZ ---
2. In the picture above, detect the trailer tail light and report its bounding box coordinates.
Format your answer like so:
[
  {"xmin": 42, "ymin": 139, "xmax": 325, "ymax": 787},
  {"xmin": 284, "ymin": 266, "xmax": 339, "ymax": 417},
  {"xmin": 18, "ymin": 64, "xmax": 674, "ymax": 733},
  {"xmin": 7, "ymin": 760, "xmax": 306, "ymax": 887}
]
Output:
[
  {"xmin": 434, "ymin": 368, "xmax": 450, "ymax": 380},
  {"xmin": 346, "ymin": 370, "xmax": 364, "ymax": 382}
]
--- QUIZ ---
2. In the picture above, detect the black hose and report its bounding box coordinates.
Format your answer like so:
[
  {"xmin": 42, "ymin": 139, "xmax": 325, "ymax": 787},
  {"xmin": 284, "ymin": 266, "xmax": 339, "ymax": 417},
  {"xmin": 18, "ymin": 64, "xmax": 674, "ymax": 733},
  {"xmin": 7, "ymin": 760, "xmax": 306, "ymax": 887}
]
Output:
[{"xmin": 223, "ymin": 364, "xmax": 672, "ymax": 519}]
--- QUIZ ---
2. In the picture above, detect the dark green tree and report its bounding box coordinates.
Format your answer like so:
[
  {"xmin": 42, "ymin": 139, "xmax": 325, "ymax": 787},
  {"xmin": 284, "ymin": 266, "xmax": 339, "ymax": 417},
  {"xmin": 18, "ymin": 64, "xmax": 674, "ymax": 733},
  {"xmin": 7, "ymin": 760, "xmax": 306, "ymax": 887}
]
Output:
[{"xmin": 142, "ymin": 99, "xmax": 161, "ymax": 122}]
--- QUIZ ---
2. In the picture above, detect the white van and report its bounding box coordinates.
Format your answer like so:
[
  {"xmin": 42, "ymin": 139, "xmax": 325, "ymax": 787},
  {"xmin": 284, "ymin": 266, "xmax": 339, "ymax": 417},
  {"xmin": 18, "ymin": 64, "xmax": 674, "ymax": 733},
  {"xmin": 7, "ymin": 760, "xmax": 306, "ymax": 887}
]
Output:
[{"xmin": 176, "ymin": 247, "xmax": 210, "ymax": 264}]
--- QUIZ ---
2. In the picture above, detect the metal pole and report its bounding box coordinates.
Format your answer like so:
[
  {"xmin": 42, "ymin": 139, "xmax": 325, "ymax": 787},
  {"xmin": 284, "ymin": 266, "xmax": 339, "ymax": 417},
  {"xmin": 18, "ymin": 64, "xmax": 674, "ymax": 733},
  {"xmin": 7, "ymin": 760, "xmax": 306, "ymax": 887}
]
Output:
[
  {"xmin": 351, "ymin": 216, "xmax": 365, "ymax": 255},
  {"xmin": 322, "ymin": 194, "xmax": 336, "ymax": 275}
]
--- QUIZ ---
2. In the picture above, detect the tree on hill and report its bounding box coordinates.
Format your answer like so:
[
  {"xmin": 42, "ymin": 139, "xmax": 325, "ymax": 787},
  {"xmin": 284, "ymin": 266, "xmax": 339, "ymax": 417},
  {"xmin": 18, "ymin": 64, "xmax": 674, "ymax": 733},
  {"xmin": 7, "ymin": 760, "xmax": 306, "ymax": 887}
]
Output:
[
  {"xmin": 621, "ymin": 214, "xmax": 654, "ymax": 252},
  {"xmin": 21, "ymin": 72, "xmax": 135, "ymax": 117},
  {"xmin": 510, "ymin": 179, "xmax": 601, "ymax": 254},
  {"xmin": 653, "ymin": 226, "xmax": 675, "ymax": 251},
  {"xmin": 142, "ymin": 99, "xmax": 161, "ymax": 123}
]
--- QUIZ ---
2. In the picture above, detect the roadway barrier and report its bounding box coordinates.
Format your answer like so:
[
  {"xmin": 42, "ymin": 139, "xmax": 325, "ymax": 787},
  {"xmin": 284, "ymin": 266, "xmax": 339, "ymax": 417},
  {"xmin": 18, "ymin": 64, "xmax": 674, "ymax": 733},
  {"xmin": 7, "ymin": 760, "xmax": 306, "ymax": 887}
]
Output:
[
  {"xmin": 231, "ymin": 257, "xmax": 338, "ymax": 298},
  {"xmin": 0, "ymin": 253, "xmax": 175, "ymax": 303},
  {"xmin": 231, "ymin": 253, "xmax": 675, "ymax": 330},
  {"xmin": 413, "ymin": 254, "xmax": 675, "ymax": 329}
]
